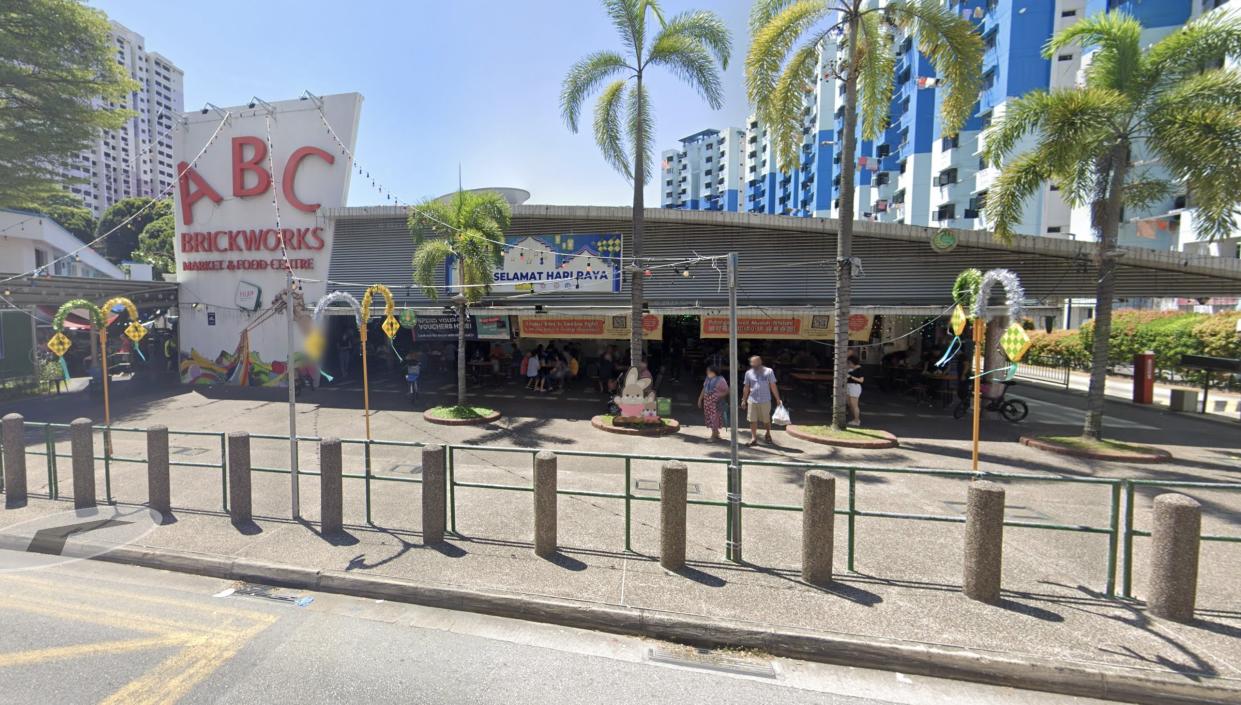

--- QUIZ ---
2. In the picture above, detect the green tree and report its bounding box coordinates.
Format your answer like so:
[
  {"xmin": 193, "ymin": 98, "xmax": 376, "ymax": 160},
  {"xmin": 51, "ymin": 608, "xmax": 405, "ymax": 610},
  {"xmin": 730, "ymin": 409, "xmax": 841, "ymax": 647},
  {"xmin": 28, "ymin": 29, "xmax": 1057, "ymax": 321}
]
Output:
[
  {"xmin": 747, "ymin": 0, "xmax": 982, "ymax": 429},
  {"xmin": 132, "ymin": 213, "xmax": 175, "ymax": 277},
  {"xmin": 408, "ymin": 190, "xmax": 512, "ymax": 407},
  {"xmin": 18, "ymin": 190, "xmax": 96, "ymax": 243},
  {"xmin": 982, "ymin": 10, "xmax": 1241, "ymax": 439},
  {"xmin": 0, "ymin": 0, "xmax": 135, "ymax": 206},
  {"xmin": 562, "ymin": 0, "xmax": 731, "ymax": 374},
  {"xmin": 95, "ymin": 197, "xmax": 170, "ymax": 263}
]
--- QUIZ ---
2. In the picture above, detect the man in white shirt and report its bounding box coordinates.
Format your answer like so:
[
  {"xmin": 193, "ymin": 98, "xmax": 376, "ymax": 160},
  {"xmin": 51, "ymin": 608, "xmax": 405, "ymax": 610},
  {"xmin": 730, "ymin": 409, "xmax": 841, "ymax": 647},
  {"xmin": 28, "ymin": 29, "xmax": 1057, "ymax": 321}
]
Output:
[{"xmin": 740, "ymin": 355, "xmax": 782, "ymax": 446}]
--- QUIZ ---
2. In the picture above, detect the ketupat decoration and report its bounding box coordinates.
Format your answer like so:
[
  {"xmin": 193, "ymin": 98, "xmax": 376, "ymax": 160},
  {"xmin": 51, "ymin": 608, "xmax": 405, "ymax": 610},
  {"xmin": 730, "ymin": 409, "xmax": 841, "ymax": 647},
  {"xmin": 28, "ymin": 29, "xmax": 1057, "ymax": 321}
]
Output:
[
  {"xmin": 363, "ymin": 284, "xmax": 398, "ymax": 340},
  {"xmin": 950, "ymin": 303, "xmax": 969, "ymax": 337},
  {"xmin": 1000, "ymin": 322, "xmax": 1033, "ymax": 363}
]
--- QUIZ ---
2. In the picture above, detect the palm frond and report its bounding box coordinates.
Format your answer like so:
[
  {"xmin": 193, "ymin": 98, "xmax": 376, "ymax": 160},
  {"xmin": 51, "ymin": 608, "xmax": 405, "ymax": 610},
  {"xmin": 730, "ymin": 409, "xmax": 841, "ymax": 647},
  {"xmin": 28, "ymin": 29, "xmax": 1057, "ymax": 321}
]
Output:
[
  {"xmin": 1121, "ymin": 174, "xmax": 1173, "ymax": 210},
  {"xmin": 647, "ymin": 33, "xmax": 725, "ymax": 108},
  {"xmin": 560, "ymin": 50, "xmax": 632, "ymax": 132},
  {"xmin": 1143, "ymin": 9, "xmax": 1241, "ymax": 86},
  {"xmin": 407, "ymin": 200, "xmax": 458, "ymax": 242},
  {"xmin": 856, "ymin": 11, "xmax": 895, "ymax": 141},
  {"xmin": 411, "ymin": 238, "xmax": 454, "ymax": 301},
  {"xmin": 1146, "ymin": 68, "xmax": 1241, "ymax": 119},
  {"xmin": 769, "ymin": 37, "xmax": 824, "ymax": 173},
  {"xmin": 890, "ymin": 0, "xmax": 984, "ymax": 137},
  {"xmin": 1028, "ymin": 88, "xmax": 1125, "ymax": 173},
  {"xmin": 594, "ymin": 79, "xmax": 633, "ymax": 180},
  {"xmin": 1148, "ymin": 102, "xmax": 1241, "ymax": 240},
  {"xmin": 749, "ymin": 0, "xmax": 798, "ymax": 37},
  {"xmin": 1046, "ymin": 11, "xmax": 1142, "ymax": 94},
  {"xmin": 983, "ymin": 150, "xmax": 1050, "ymax": 243},
  {"xmin": 604, "ymin": 0, "xmax": 644, "ymax": 57},
  {"xmin": 655, "ymin": 10, "xmax": 732, "ymax": 69},
  {"xmin": 745, "ymin": 0, "xmax": 831, "ymax": 124},
  {"xmin": 980, "ymin": 90, "xmax": 1051, "ymax": 165},
  {"xmin": 627, "ymin": 81, "xmax": 655, "ymax": 185}
]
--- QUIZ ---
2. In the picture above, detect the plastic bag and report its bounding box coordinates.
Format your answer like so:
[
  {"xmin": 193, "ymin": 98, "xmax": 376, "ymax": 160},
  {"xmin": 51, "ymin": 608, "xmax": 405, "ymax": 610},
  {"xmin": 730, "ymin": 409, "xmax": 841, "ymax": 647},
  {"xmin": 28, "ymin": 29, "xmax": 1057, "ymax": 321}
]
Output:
[{"xmin": 772, "ymin": 403, "xmax": 791, "ymax": 426}]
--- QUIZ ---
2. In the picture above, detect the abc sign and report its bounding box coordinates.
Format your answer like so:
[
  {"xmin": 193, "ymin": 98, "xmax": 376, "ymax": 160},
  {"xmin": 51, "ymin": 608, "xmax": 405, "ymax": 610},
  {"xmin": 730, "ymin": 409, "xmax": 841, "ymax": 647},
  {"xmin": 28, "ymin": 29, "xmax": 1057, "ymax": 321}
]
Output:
[{"xmin": 178, "ymin": 136, "xmax": 335, "ymax": 225}]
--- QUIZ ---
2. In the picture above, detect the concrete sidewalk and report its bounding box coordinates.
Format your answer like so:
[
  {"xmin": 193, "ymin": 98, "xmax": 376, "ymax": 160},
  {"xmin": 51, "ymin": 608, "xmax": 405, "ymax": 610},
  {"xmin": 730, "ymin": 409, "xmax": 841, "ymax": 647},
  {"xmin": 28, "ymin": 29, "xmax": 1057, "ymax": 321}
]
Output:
[{"xmin": 0, "ymin": 496, "xmax": 1237, "ymax": 705}]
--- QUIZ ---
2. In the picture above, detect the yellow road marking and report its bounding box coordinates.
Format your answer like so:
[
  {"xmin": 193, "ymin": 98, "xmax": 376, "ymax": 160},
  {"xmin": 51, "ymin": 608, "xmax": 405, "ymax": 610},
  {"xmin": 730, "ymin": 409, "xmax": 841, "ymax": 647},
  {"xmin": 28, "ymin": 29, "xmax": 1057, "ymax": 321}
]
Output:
[
  {"xmin": 0, "ymin": 635, "xmax": 185, "ymax": 668},
  {"xmin": 1, "ymin": 574, "xmax": 275, "ymax": 622},
  {"xmin": 0, "ymin": 596, "xmax": 175, "ymax": 636},
  {"xmin": 98, "ymin": 617, "xmax": 275, "ymax": 705}
]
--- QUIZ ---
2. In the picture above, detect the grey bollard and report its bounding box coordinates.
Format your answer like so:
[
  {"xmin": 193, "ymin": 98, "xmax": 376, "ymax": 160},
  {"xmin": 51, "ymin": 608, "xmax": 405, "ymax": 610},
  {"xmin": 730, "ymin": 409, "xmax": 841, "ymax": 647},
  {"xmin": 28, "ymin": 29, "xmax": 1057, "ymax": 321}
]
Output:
[
  {"xmin": 2, "ymin": 413, "xmax": 27, "ymax": 507},
  {"xmin": 70, "ymin": 418, "xmax": 96, "ymax": 509},
  {"xmin": 802, "ymin": 470, "xmax": 836, "ymax": 586},
  {"xmin": 147, "ymin": 425, "xmax": 170, "ymax": 515},
  {"xmin": 1147, "ymin": 493, "xmax": 1202, "ymax": 623},
  {"xmin": 534, "ymin": 451, "xmax": 557, "ymax": 558},
  {"xmin": 421, "ymin": 445, "xmax": 446, "ymax": 544},
  {"xmin": 964, "ymin": 480, "xmax": 1005, "ymax": 604},
  {"xmin": 319, "ymin": 438, "xmax": 342, "ymax": 534},
  {"xmin": 660, "ymin": 461, "xmax": 688, "ymax": 571},
  {"xmin": 227, "ymin": 432, "xmax": 252, "ymax": 523}
]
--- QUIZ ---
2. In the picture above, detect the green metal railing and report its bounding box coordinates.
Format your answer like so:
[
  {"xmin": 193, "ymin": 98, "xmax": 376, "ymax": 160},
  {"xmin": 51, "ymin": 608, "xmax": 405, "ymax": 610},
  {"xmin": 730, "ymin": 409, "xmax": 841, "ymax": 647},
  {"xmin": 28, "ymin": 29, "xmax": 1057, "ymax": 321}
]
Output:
[
  {"xmin": 1120, "ymin": 478, "xmax": 1241, "ymax": 599},
  {"xmin": 3, "ymin": 420, "xmax": 1238, "ymax": 600}
]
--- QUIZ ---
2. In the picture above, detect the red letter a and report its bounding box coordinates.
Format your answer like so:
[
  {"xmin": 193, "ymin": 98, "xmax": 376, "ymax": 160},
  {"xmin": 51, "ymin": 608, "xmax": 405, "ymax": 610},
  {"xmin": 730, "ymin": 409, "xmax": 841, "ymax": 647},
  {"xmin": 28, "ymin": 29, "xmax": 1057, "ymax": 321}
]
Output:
[{"xmin": 178, "ymin": 162, "xmax": 223, "ymax": 225}]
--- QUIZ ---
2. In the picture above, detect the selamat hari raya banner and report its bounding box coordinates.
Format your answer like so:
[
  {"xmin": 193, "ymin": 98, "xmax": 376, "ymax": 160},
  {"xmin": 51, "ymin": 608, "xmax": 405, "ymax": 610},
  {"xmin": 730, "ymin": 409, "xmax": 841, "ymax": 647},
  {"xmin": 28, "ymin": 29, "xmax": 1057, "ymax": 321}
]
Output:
[{"xmin": 447, "ymin": 233, "xmax": 623, "ymax": 294}]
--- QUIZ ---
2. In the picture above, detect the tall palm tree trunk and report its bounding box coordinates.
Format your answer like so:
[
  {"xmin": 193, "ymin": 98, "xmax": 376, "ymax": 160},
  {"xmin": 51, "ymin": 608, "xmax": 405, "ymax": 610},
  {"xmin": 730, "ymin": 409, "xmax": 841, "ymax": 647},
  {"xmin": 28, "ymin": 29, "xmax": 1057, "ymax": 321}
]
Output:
[
  {"xmin": 832, "ymin": 11, "xmax": 862, "ymax": 431},
  {"xmin": 630, "ymin": 72, "xmax": 645, "ymax": 373},
  {"xmin": 1082, "ymin": 145, "xmax": 1129, "ymax": 440}
]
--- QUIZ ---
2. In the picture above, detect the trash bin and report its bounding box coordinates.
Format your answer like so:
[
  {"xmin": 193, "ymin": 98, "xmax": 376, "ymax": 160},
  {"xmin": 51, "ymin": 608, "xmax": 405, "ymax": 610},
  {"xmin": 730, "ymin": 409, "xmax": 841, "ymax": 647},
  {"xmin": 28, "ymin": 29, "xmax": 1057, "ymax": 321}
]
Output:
[{"xmin": 1169, "ymin": 388, "xmax": 1198, "ymax": 413}]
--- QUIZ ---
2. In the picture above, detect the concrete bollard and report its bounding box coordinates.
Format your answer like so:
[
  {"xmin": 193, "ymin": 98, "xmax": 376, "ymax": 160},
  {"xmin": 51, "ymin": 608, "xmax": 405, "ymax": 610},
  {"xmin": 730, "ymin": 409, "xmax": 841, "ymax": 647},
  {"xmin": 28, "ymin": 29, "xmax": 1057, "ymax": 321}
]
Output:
[
  {"xmin": 421, "ymin": 445, "xmax": 446, "ymax": 544},
  {"xmin": 146, "ymin": 425, "xmax": 170, "ymax": 515},
  {"xmin": 802, "ymin": 470, "xmax": 836, "ymax": 586},
  {"xmin": 227, "ymin": 432, "xmax": 252, "ymax": 524},
  {"xmin": 534, "ymin": 451, "xmax": 557, "ymax": 558},
  {"xmin": 2, "ymin": 413, "xmax": 27, "ymax": 507},
  {"xmin": 963, "ymin": 480, "xmax": 1005, "ymax": 604},
  {"xmin": 319, "ymin": 438, "xmax": 342, "ymax": 534},
  {"xmin": 1147, "ymin": 493, "xmax": 1202, "ymax": 623},
  {"xmin": 660, "ymin": 461, "xmax": 688, "ymax": 571},
  {"xmin": 70, "ymin": 418, "xmax": 96, "ymax": 509}
]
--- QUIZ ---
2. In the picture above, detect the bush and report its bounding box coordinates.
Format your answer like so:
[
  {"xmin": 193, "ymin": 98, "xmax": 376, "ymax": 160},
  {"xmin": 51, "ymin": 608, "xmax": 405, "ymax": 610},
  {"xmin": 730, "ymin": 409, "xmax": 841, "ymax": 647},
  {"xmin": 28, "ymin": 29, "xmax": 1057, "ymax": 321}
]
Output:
[
  {"xmin": 1026, "ymin": 329, "xmax": 1088, "ymax": 367},
  {"xmin": 1064, "ymin": 309, "xmax": 1238, "ymax": 387}
]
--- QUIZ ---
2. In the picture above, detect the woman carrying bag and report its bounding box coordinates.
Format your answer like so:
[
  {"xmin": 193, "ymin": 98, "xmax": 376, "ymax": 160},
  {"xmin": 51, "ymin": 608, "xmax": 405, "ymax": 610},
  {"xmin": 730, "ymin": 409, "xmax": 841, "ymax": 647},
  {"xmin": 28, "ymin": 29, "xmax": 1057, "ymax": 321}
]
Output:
[{"xmin": 697, "ymin": 365, "xmax": 729, "ymax": 441}]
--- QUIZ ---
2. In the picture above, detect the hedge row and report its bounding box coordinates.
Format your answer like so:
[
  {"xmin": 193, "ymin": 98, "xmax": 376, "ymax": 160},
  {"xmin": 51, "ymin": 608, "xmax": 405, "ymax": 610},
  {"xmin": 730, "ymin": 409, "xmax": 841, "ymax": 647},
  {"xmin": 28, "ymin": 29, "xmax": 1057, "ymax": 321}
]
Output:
[{"xmin": 1025, "ymin": 310, "xmax": 1240, "ymax": 383}]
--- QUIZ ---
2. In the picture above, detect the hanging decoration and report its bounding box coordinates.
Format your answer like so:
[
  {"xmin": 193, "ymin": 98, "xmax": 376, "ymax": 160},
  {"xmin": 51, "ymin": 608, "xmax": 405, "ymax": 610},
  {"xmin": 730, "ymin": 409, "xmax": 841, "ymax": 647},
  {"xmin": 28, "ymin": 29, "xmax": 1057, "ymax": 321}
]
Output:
[
  {"xmin": 947, "ymin": 267, "xmax": 1027, "ymax": 472},
  {"xmin": 936, "ymin": 269, "xmax": 981, "ymax": 369}
]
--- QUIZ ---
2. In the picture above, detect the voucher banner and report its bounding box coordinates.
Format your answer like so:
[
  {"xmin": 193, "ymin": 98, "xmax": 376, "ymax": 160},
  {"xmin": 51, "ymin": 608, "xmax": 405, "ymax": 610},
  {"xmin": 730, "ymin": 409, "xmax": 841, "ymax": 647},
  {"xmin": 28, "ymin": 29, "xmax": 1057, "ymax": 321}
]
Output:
[
  {"xmin": 700, "ymin": 314, "xmax": 833, "ymax": 340},
  {"xmin": 518, "ymin": 314, "xmax": 662, "ymax": 340}
]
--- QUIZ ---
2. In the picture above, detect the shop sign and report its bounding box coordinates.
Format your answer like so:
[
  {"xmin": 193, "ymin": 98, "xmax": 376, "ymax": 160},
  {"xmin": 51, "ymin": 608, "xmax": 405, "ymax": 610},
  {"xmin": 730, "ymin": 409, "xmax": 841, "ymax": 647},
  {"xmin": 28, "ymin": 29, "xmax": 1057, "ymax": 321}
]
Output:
[
  {"xmin": 407, "ymin": 314, "xmax": 512, "ymax": 342},
  {"xmin": 700, "ymin": 314, "xmax": 832, "ymax": 340},
  {"xmin": 449, "ymin": 233, "xmax": 623, "ymax": 294},
  {"xmin": 235, "ymin": 281, "xmax": 261, "ymax": 311},
  {"xmin": 517, "ymin": 314, "xmax": 662, "ymax": 340}
]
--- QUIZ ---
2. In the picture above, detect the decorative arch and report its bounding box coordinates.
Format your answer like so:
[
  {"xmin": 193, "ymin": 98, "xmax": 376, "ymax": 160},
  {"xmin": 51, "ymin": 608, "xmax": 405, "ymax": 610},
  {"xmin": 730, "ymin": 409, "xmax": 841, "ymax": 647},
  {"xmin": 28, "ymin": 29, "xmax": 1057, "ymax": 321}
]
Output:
[{"xmin": 972, "ymin": 268, "xmax": 1025, "ymax": 322}]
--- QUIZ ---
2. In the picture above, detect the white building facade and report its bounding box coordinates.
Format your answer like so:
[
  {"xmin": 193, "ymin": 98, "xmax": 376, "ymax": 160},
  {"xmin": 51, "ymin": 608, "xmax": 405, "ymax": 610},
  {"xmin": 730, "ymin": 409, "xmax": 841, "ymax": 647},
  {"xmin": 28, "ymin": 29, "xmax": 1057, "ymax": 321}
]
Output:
[{"xmin": 61, "ymin": 21, "xmax": 185, "ymax": 217}]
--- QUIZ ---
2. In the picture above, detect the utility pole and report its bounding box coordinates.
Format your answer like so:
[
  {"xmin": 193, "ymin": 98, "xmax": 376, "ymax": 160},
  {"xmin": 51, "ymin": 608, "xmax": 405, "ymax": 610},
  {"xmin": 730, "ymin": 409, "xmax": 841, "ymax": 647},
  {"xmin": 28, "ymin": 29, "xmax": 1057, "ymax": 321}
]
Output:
[
  {"xmin": 286, "ymin": 271, "xmax": 300, "ymax": 518},
  {"xmin": 726, "ymin": 252, "xmax": 741, "ymax": 562}
]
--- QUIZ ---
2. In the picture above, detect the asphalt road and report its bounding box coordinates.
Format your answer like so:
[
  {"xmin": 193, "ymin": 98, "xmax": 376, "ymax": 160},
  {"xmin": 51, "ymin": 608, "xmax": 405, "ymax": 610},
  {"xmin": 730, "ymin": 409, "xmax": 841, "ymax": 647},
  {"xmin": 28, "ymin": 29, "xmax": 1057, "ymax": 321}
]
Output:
[{"xmin": 0, "ymin": 557, "xmax": 1124, "ymax": 705}]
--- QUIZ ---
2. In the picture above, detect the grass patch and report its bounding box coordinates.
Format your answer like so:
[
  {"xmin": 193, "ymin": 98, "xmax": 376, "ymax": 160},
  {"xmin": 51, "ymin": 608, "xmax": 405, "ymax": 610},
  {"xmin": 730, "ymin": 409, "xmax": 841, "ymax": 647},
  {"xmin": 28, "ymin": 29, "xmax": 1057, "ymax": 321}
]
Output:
[
  {"xmin": 427, "ymin": 405, "xmax": 496, "ymax": 420},
  {"xmin": 796, "ymin": 425, "xmax": 890, "ymax": 441},
  {"xmin": 1038, "ymin": 435, "xmax": 1159, "ymax": 455}
]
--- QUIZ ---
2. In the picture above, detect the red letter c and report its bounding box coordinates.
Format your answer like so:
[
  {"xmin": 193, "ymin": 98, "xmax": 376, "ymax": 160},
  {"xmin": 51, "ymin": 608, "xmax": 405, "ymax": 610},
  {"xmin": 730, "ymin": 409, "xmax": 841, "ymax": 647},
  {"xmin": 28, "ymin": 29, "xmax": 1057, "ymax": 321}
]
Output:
[{"xmin": 282, "ymin": 146, "xmax": 335, "ymax": 212}]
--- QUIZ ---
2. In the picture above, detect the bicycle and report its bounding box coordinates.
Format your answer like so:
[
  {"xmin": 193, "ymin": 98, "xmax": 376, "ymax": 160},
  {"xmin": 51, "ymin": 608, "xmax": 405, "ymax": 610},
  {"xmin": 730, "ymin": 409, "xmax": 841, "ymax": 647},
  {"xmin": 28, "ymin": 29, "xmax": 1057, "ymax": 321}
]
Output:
[
  {"xmin": 953, "ymin": 379, "xmax": 1029, "ymax": 423},
  {"xmin": 405, "ymin": 362, "xmax": 421, "ymax": 404}
]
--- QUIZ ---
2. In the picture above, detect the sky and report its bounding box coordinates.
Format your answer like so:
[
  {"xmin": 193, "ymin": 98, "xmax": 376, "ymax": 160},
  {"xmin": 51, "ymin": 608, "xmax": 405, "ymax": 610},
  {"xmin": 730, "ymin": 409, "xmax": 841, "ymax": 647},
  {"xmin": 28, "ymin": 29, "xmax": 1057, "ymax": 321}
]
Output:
[{"xmin": 90, "ymin": 0, "xmax": 754, "ymax": 208}]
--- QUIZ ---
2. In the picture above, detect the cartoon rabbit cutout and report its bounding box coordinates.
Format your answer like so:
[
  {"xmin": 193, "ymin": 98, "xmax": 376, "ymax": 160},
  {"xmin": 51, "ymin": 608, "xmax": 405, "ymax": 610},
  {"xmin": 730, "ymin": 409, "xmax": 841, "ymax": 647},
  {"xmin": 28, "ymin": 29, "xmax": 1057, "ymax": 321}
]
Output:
[{"xmin": 614, "ymin": 367, "xmax": 653, "ymax": 417}]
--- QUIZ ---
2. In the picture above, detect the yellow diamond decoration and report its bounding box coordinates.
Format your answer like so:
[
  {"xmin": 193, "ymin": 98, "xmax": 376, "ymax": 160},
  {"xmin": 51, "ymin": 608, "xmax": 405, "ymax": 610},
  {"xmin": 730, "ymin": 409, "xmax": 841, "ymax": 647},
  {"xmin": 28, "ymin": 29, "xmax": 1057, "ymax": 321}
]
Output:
[
  {"xmin": 1000, "ymin": 322, "xmax": 1032, "ymax": 362},
  {"xmin": 47, "ymin": 332, "xmax": 71, "ymax": 357},
  {"xmin": 303, "ymin": 329, "xmax": 326, "ymax": 361},
  {"xmin": 381, "ymin": 314, "xmax": 399, "ymax": 339},
  {"xmin": 125, "ymin": 322, "xmax": 147, "ymax": 343},
  {"xmin": 950, "ymin": 305, "xmax": 968, "ymax": 336}
]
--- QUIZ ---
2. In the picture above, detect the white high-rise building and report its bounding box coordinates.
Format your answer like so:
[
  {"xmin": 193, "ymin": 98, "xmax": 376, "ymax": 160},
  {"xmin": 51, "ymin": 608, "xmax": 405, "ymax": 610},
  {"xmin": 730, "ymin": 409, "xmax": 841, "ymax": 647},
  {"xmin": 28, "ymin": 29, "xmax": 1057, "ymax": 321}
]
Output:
[{"xmin": 61, "ymin": 20, "xmax": 184, "ymax": 217}]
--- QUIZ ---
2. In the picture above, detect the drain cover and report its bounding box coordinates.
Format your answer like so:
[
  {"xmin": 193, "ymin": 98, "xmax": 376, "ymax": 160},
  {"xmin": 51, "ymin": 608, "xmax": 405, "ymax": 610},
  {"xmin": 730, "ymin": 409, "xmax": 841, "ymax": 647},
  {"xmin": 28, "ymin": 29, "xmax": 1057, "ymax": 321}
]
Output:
[
  {"xmin": 646, "ymin": 646, "xmax": 777, "ymax": 679},
  {"xmin": 634, "ymin": 479, "xmax": 701, "ymax": 495}
]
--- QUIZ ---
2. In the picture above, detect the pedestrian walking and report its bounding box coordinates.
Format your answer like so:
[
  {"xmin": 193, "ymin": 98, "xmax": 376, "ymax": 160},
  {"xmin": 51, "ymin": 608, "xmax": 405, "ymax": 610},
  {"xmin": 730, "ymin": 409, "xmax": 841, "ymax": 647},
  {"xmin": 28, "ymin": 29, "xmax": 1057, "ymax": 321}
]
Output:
[
  {"xmin": 697, "ymin": 364, "xmax": 729, "ymax": 441},
  {"xmin": 847, "ymin": 353, "xmax": 865, "ymax": 426},
  {"xmin": 740, "ymin": 355, "xmax": 782, "ymax": 446}
]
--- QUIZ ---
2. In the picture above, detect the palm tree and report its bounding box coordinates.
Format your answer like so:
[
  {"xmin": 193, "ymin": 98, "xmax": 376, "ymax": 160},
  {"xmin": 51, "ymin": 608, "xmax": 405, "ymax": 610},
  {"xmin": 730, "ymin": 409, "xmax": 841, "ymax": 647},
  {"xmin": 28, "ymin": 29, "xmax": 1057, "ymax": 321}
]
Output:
[
  {"xmin": 748, "ymin": 0, "xmax": 982, "ymax": 430},
  {"xmin": 408, "ymin": 190, "xmax": 512, "ymax": 407},
  {"xmin": 983, "ymin": 10, "xmax": 1241, "ymax": 440},
  {"xmin": 562, "ymin": 0, "xmax": 731, "ymax": 374}
]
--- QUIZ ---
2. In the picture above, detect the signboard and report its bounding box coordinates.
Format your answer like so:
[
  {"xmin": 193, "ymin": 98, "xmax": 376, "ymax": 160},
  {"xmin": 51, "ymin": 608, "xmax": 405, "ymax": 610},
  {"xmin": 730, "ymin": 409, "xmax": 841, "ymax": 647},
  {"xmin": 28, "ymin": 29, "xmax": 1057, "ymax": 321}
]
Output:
[
  {"xmin": 234, "ymin": 281, "xmax": 261, "ymax": 311},
  {"xmin": 700, "ymin": 314, "xmax": 832, "ymax": 340},
  {"xmin": 448, "ymin": 233, "xmax": 623, "ymax": 294},
  {"xmin": 517, "ymin": 314, "xmax": 662, "ymax": 340},
  {"xmin": 407, "ymin": 314, "xmax": 512, "ymax": 342},
  {"xmin": 173, "ymin": 93, "xmax": 362, "ymax": 386},
  {"xmin": 848, "ymin": 313, "xmax": 875, "ymax": 342}
]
